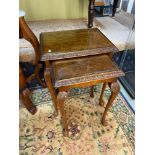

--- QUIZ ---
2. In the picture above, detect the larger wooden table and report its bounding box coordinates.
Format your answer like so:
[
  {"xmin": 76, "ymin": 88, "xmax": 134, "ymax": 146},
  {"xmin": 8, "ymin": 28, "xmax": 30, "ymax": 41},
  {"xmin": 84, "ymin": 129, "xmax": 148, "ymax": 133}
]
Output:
[
  {"xmin": 40, "ymin": 28, "xmax": 118, "ymax": 61},
  {"xmin": 40, "ymin": 28, "xmax": 124, "ymax": 136}
]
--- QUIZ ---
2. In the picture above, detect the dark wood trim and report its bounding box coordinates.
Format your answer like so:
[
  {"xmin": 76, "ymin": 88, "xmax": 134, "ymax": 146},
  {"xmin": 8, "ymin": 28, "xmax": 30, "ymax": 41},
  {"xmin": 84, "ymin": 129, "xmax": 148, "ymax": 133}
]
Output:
[
  {"xmin": 19, "ymin": 65, "xmax": 37, "ymax": 114},
  {"xmin": 88, "ymin": 0, "xmax": 95, "ymax": 28},
  {"xmin": 112, "ymin": 0, "xmax": 119, "ymax": 16}
]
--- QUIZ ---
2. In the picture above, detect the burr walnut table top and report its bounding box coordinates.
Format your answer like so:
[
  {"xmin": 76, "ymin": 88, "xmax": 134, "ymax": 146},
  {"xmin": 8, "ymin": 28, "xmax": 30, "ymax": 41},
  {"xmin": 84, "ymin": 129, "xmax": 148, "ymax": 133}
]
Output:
[
  {"xmin": 40, "ymin": 28, "xmax": 118, "ymax": 61},
  {"xmin": 49, "ymin": 55, "xmax": 124, "ymax": 88}
]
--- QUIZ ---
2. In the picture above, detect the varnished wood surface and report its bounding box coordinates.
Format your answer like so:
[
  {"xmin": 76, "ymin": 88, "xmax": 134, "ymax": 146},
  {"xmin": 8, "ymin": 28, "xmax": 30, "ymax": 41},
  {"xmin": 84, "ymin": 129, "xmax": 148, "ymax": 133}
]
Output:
[
  {"xmin": 49, "ymin": 55, "xmax": 124, "ymax": 87},
  {"xmin": 40, "ymin": 28, "xmax": 118, "ymax": 61}
]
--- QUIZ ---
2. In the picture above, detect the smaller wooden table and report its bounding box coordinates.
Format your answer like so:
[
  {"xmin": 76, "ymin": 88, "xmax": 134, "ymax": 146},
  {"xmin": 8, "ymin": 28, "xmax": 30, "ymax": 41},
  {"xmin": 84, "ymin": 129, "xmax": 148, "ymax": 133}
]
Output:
[{"xmin": 44, "ymin": 55, "xmax": 124, "ymax": 136}]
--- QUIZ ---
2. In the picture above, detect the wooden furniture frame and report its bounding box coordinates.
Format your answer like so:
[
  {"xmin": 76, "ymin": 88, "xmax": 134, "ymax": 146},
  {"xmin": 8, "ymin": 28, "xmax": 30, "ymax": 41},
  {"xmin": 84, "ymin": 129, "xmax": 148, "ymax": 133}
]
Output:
[
  {"xmin": 44, "ymin": 55, "xmax": 124, "ymax": 136},
  {"xmin": 19, "ymin": 12, "xmax": 45, "ymax": 114},
  {"xmin": 112, "ymin": 0, "xmax": 119, "ymax": 16},
  {"xmin": 40, "ymin": 28, "xmax": 124, "ymax": 136}
]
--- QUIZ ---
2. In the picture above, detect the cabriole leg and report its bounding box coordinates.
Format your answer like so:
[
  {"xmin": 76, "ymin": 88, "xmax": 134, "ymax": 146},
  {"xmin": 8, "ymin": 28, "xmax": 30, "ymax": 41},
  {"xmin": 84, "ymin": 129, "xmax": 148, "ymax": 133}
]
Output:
[
  {"xmin": 44, "ymin": 69, "xmax": 58, "ymax": 114},
  {"xmin": 57, "ymin": 91, "xmax": 68, "ymax": 136},
  {"xmin": 99, "ymin": 83, "xmax": 107, "ymax": 106},
  {"xmin": 102, "ymin": 81, "xmax": 120, "ymax": 125}
]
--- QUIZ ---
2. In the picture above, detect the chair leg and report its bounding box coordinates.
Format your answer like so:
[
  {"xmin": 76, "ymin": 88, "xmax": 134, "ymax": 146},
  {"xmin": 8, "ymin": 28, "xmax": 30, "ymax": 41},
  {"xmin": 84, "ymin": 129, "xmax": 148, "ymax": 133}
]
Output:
[
  {"xmin": 90, "ymin": 86, "xmax": 94, "ymax": 98},
  {"xmin": 102, "ymin": 81, "xmax": 120, "ymax": 125},
  {"xmin": 57, "ymin": 91, "xmax": 68, "ymax": 136},
  {"xmin": 20, "ymin": 89, "xmax": 37, "ymax": 115},
  {"xmin": 99, "ymin": 83, "xmax": 107, "ymax": 106},
  {"xmin": 99, "ymin": 6, "xmax": 104, "ymax": 16},
  {"xmin": 44, "ymin": 69, "xmax": 58, "ymax": 114},
  {"xmin": 19, "ymin": 65, "xmax": 37, "ymax": 115}
]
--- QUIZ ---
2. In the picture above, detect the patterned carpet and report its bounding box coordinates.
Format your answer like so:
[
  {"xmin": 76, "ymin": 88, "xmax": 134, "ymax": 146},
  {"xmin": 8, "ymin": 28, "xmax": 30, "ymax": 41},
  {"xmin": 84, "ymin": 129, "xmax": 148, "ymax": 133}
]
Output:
[{"xmin": 19, "ymin": 84, "xmax": 135, "ymax": 155}]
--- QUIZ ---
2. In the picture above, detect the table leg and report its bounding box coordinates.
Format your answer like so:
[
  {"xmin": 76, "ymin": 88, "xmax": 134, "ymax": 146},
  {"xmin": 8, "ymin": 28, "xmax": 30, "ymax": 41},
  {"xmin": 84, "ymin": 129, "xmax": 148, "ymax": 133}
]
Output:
[
  {"xmin": 19, "ymin": 66, "xmax": 37, "ymax": 115},
  {"xmin": 112, "ymin": 0, "xmax": 119, "ymax": 16},
  {"xmin": 90, "ymin": 86, "xmax": 94, "ymax": 98},
  {"xmin": 102, "ymin": 81, "xmax": 120, "ymax": 125},
  {"xmin": 57, "ymin": 91, "xmax": 68, "ymax": 136},
  {"xmin": 44, "ymin": 69, "xmax": 58, "ymax": 114},
  {"xmin": 99, "ymin": 83, "xmax": 107, "ymax": 106},
  {"xmin": 88, "ymin": 0, "xmax": 95, "ymax": 28},
  {"xmin": 99, "ymin": 6, "xmax": 104, "ymax": 16}
]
